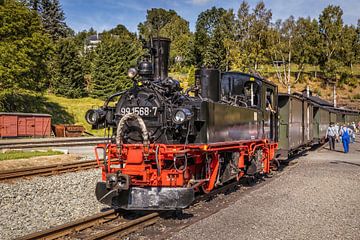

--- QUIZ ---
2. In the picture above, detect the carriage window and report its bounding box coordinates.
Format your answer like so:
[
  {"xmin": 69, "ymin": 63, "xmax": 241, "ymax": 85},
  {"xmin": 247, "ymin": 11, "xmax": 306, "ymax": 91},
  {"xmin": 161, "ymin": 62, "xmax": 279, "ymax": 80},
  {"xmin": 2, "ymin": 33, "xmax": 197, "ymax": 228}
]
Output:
[
  {"xmin": 243, "ymin": 81, "xmax": 259, "ymax": 107},
  {"xmin": 220, "ymin": 76, "xmax": 231, "ymax": 100},
  {"xmin": 266, "ymin": 89, "xmax": 274, "ymax": 112}
]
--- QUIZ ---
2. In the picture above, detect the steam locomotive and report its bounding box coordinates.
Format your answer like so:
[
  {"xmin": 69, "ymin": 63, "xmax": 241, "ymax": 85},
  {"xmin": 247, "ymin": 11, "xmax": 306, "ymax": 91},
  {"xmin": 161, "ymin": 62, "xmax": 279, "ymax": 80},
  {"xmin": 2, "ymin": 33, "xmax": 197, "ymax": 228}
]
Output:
[{"xmin": 86, "ymin": 38, "xmax": 278, "ymax": 210}]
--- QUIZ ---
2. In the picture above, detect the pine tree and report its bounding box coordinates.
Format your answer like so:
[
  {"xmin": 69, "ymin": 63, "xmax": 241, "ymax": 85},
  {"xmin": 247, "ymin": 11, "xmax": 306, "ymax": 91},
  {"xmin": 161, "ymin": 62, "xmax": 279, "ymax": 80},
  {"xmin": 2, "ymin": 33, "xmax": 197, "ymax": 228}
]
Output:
[
  {"xmin": 90, "ymin": 35, "xmax": 143, "ymax": 99},
  {"xmin": 41, "ymin": 0, "xmax": 69, "ymax": 40},
  {"xmin": 52, "ymin": 38, "xmax": 85, "ymax": 98},
  {"xmin": 27, "ymin": 0, "xmax": 42, "ymax": 11}
]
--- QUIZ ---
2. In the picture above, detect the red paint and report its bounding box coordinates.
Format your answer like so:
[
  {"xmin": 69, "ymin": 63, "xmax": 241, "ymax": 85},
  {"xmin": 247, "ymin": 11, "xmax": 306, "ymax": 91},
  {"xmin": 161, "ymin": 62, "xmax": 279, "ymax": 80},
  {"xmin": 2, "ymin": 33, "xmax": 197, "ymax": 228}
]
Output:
[
  {"xmin": 0, "ymin": 113, "xmax": 51, "ymax": 138},
  {"xmin": 95, "ymin": 140, "xmax": 278, "ymax": 192}
]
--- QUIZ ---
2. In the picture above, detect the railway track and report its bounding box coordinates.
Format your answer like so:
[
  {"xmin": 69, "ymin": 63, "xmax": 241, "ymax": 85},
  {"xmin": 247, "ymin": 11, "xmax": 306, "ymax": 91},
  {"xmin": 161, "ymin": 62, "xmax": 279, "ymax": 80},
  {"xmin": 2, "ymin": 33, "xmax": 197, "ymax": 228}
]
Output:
[
  {"xmin": 0, "ymin": 137, "xmax": 109, "ymax": 150},
  {"xmin": 16, "ymin": 179, "xmax": 244, "ymax": 240},
  {"xmin": 17, "ymin": 209, "xmax": 160, "ymax": 240},
  {"xmin": 0, "ymin": 160, "xmax": 100, "ymax": 181}
]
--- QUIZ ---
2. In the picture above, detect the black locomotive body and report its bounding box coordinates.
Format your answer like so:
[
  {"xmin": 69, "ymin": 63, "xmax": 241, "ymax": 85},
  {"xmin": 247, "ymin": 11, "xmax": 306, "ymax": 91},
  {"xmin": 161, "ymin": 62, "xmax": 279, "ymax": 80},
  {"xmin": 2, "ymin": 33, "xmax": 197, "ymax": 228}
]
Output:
[
  {"xmin": 86, "ymin": 38, "xmax": 278, "ymax": 210},
  {"xmin": 86, "ymin": 38, "xmax": 278, "ymax": 146}
]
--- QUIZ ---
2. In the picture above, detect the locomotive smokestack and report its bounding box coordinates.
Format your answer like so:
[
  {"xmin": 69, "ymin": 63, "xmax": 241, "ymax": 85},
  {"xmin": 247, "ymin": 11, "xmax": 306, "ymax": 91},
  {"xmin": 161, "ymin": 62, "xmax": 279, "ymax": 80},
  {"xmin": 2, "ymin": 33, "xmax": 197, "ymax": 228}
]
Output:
[
  {"xmin": 195, "ymin": 68, "xmax": 220, "ymax": 102},
  {"xmin": 152, "ymin": 37, "xmax": 171, "ymax": 80}
]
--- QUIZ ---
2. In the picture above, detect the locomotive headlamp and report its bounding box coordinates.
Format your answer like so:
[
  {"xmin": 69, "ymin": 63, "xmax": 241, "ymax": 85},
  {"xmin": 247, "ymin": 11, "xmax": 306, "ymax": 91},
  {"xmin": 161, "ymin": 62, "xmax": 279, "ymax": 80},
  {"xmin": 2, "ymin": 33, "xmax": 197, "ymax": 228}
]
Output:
[
  {"xmin": 174, "ymin": 110, "xmax": 186, "ymax": 124},
  {"xmin": 85, "ymin": 109, "xmax": 106, "ymax": 126},
  {"xmin": 173, "ymin": 108, "xmax": 193, "ymax": 124},
  {"xmin": 127, "ymin": 68, "xmax": 138, "ymax": 79},
  {"xmin": 85, "ymin": 109, "xmax": 100, "ymax": 125}
]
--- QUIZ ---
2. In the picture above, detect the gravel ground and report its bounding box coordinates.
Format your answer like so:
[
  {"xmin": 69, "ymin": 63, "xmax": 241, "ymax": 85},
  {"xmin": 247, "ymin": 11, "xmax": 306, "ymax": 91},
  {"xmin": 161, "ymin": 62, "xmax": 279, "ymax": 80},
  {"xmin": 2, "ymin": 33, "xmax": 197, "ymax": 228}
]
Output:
[
  {"xmin": 171, "ymin": 140, "xmax": 360, "ymax": 240},
  {"xmin": 0, "ymin": 169, "xmax": 107, "ymax": 240}
]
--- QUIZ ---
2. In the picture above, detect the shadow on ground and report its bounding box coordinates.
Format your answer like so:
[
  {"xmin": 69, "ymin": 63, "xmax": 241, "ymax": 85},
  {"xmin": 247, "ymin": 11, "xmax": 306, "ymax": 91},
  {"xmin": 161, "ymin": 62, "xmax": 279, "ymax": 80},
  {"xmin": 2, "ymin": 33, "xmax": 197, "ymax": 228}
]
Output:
[
  {"xmin": 330, "ymin": 161, "xmax": 360, "ymax": 167},
  {"xmin": 0, "ymin": 92, "xmax": 74, "ymax": 124}
]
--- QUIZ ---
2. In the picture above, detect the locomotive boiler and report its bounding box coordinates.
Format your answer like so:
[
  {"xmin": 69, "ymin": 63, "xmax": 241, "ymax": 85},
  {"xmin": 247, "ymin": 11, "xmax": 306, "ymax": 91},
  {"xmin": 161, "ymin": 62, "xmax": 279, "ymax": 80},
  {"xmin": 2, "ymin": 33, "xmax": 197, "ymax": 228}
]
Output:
[{"xmin": 86, "ymin": 37, "xmax": 278, "ymax": 210}]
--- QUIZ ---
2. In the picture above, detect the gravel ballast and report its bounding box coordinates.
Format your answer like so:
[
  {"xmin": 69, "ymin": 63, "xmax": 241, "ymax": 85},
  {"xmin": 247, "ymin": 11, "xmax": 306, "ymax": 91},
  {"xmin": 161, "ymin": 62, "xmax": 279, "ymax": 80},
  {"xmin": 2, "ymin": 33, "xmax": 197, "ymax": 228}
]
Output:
[
  {"xmin": 171, "ymin": 142, "xmax": 360, "ymax": 240},
  {"xmin": 0, "ymin": 168, "xmax": 106, "ymax": 240}
]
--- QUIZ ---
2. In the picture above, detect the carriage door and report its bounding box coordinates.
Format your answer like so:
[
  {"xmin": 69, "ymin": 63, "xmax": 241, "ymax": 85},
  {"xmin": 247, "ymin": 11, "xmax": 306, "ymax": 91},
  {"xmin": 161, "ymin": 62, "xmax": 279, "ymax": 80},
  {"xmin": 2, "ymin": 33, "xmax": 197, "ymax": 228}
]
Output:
[{"xmin": 265, "ymin": 88, "xmax": 275, "ymax": 141}]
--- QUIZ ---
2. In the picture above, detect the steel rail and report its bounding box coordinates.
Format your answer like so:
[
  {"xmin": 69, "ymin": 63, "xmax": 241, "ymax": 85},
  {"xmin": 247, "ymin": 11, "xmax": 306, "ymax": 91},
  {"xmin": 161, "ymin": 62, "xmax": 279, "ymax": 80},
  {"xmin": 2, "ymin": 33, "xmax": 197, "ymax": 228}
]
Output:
[
  {"xmin": 16, "ymin": 209, "xmax": 118, "ymax": 240},
  {"xmin": 87, "ymin": 212, "xmax": 160, "ymax": 240},
  {"xmin": 0, "ymin": 160, "xmax": 100, "ymax": 181},
  {"xmin": 16, "ymin": 210, "xmax": 159, "ymax": 240}
]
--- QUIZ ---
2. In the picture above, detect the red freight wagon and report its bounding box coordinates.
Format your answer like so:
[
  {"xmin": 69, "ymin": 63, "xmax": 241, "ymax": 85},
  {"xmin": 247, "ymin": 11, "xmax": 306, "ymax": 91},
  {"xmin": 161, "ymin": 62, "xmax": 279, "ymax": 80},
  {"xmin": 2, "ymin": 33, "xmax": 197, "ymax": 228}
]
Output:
[{"xmin": 0, "ymin": 112, "xmax": 51, "ymax": 138}]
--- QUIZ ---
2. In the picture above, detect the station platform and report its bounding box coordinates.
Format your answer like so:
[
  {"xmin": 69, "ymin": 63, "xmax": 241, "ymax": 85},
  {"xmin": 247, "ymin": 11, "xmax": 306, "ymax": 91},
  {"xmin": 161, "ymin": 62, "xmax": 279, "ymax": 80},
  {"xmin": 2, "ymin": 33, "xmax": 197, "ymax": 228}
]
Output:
[{"xmin": 171, "ymin": 136, "xmax": 360, "ymax": 240}]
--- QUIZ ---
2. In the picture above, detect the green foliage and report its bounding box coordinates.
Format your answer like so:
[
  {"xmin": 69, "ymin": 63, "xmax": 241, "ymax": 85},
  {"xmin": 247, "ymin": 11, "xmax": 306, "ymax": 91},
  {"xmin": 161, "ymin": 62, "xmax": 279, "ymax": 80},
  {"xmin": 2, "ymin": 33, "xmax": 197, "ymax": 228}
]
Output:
[
  {"xmin": 318, "ymin": 5, "xmax": 344, "ymax": 81},
  {"xmin": 195, "ymin": 7, "xmax": 234, "ymax": 71},
  {"xmin": 340, "ymin": 25, "xmax": 358, "ymax": 69},
  {"xmin": 187, "ymin": 65, "xmax": 196, "ymax": 86},
  {"xmin": 138, "ymin": 8, "xmax": 194, "ymax": 68},
  {"xmin": 51, "ymin": 37, "xmax": 85, "ymax": 98},
  {"xmin": 39, "ymin": 0, "xmax": 70, "ymax": 40},
  {"xmin": 108, "ymin": 24, "xmax": 135, "ymax": 38},
  {"xmin": 0, "ymin": 0, "xmax": 53, "ymax": 91},
  {"xmin": 138, "ymin": 8, "xmax": 177, "ymax": 39},
  {"xmin": 90, "ymin": 34, "xmax": 143, "ymax": 99},
  {"xmin": 293, "ymin": 18, "xmax": 321, "ymax": 66}
]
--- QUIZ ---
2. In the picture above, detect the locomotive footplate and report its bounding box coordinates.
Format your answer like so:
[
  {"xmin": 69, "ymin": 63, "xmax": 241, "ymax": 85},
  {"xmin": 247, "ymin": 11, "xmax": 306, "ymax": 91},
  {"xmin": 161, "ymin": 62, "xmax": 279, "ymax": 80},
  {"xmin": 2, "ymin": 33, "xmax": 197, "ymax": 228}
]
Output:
[{"xmin": 95, "ymin": 182, "xmax": 195, "ymax": 210}]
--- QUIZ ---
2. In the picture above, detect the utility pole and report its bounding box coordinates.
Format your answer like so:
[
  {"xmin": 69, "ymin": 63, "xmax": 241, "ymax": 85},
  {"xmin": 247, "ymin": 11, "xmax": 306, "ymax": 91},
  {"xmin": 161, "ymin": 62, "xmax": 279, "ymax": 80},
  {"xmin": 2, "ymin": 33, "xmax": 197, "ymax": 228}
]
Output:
[{"xmin": 333, "ymin": 84, "xmax": 336, "ymax": 107}]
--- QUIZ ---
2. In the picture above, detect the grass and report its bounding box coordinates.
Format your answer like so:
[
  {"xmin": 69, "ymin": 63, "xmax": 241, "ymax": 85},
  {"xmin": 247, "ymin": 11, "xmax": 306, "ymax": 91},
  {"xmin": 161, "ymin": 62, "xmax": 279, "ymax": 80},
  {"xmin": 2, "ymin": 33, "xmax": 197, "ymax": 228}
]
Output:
[
  {"xmin": 45, "ymin": 94, "xmax": 105, "ymax": 136},
  {"xmin": 0, "ymin": 150, "xmax": 64, "ymax": 161}
]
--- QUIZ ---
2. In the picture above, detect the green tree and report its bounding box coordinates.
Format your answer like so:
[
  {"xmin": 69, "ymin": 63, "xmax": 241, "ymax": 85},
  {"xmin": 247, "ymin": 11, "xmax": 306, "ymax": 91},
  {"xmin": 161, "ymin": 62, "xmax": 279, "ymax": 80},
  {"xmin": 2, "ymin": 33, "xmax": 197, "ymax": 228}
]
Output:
[
  {"xmin": 40, "ymin": 0, "xmax": 70, "ymax": 40},
  {"xmin": 318, "ymin": 5, "xmax": 344, "ymax": 80},
  {"xmin": 138, "ymin": 9, "xmax": 193, "ymax": 69},
  {"xmin": 293, "ymin": 18, "xmax": 321, "ymax": 75},
  {"xmin": 138, "ymin": 8, "xmax": 177, "ymax": 39},
  {"xmin": 74, "ymin": 28, "xmax": 97, "ymax": 92},
  {"xmin": 228, "ymin": 1, "xmax": 252, "ymax": 71},
  {"xmin": 51, "ymin": 37, "xmax": 85, "ymax": 98},
  {"xmin": 268, "ymin": 17, "xmax": 297, "ymax": 87},
  {"xmin": 228, "ymin": 1, "xmax": 272, "ymax": 71},
  {"xmin": 195, "ymin": 7, "xmax": 235, "ymax": 71},
  {"xmin": 0, "ymin": 0, "xmax": 52, "ymax": 91},
  {"xmin": 109, "ymin": 24, "xmax": 135, "ymax": 38},
  {"xmin": 90, "ymin": 34, "xmax": 143, "ymax": 99},
  {"xmin": 340, "ymin": 25, "xmax": 358, "ymax": 72},
  {"xmin": 246, "ymin": 1, "xmax": 272, "ymax": 70}
]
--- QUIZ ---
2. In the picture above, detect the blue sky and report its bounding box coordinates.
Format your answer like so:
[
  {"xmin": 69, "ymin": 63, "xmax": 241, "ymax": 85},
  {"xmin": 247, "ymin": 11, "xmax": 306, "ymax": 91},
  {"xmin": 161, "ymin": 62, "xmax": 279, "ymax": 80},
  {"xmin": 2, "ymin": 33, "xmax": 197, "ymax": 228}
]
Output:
[{"xmin": 61, "ymin": 0, "xmax": 360, "ymax": 33}]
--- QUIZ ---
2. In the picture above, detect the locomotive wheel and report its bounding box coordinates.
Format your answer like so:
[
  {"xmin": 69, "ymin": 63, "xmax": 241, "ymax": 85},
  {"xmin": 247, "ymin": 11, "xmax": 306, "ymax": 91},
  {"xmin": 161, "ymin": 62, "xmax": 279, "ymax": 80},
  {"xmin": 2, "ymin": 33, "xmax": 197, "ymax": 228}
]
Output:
[
  {"xmin": 201, "ymin": 184, "xmax": 211, "ymax": 194},
  {"xmin": 271, "ymin": 158, "xmax": 280, "ymax": 171},
  {"xmin": 246, "ymin": 149, "xmax": 263, "ymax": 175},
  {"xmin": 200, "ymin": 153, "xmax": 218, "ymax": 194}
]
